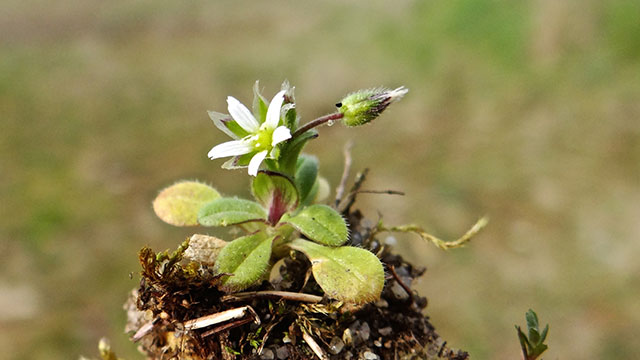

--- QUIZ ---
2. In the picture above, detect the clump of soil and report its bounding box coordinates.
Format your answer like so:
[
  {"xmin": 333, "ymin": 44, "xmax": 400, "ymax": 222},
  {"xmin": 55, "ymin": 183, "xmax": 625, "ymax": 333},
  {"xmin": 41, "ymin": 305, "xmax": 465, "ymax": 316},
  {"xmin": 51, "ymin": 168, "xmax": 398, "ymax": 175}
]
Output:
[{"xmin": 125, "ymin": 209, "xmax": 469, "ymax": 360}]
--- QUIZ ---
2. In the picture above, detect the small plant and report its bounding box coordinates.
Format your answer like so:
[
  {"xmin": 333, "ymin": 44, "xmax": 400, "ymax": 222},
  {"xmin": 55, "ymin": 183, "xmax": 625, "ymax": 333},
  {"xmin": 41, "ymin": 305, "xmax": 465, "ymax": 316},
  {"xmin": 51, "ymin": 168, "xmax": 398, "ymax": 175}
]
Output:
[
  {"xmin": 152, "ymin": 80, "xmax": 487, "ymax": 306},
  {"xmin": 515, "ymin": 309, "xmax": 550, "ymax": 360},
  {"xmin": 81, "ymin": 81, "xmax": 493, "ymax": 359},
  {"xmin": 152, "ymin": 81, "xmax": 411, "ymax": 303}
]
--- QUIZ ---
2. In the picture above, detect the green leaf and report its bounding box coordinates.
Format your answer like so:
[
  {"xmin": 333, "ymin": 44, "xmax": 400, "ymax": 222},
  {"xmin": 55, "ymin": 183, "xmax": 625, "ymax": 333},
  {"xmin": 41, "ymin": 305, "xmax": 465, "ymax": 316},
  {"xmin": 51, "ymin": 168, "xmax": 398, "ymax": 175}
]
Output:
[
  {"xmin": 526, "ymin": 309, "xmax": 539, "ymax": 332},
  {"xmin": 153, "ymin": 181, "xmax": 220, "ymax": 226},
  {"xmin": 529, "ymin": 328, "xmax": 541, "ymax": 345},
  {"xmin": 251, "ymin": 171, "xmax": 299, "ymax": 224},
  {"xmin": 539, "ymin": 324, "xmax": 549, "ymax": 343},
  {"xmin": 198, "ymin": 197, "xmax": 266, "ymax": 227},
  {"xmin": 526, "ymin": 309, "xmax": 541, "ymax": 343},
  {"xmin": 532, "ymin": 344, "xmax": 548, "ymax": 357},
  {"xmin": 214, "ymin": 233, "xmax": 274, "ymax": 292},
  {"xmin": 277, "ymin": 129, "xmax": 318, "ymax": 176},
  {"xmin": 295, "ymin": 154, "xmax": 319, "ymax": 205},
  {"xmin": 282, "ymin": 204, "xmax": 348, "ymax": 246},
  {"xmin": 288, "ymin": 239, "xmax": 384, "ymax": 303}
]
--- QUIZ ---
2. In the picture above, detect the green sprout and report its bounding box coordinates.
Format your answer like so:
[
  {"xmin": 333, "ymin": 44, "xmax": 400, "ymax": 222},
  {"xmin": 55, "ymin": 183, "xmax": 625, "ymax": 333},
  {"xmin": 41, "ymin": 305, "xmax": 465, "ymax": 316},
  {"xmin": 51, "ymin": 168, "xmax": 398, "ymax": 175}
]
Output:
[
  {"xmin": 515, "ymin": 309, "xmax": 550, "ymax": 360},
  {"xmin": 152, "ymin": 81, "xmax": 435, "ymax": 303}
]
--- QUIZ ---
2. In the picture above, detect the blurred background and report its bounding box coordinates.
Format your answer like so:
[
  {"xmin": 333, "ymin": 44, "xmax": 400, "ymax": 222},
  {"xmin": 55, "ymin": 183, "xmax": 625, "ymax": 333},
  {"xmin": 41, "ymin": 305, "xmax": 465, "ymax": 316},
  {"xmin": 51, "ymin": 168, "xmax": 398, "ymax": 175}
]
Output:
[{"xmin": 2, "ymin": 0, "xmax": 639, "ymax": 359}]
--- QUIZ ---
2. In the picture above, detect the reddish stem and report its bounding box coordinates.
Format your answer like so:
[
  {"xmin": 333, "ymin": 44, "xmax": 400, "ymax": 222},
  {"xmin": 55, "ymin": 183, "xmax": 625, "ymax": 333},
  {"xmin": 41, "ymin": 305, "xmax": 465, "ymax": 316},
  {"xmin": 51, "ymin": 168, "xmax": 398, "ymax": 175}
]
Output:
[{"xmin": 292, "ymin": 112, "xmax": 344, "ymax": 138}]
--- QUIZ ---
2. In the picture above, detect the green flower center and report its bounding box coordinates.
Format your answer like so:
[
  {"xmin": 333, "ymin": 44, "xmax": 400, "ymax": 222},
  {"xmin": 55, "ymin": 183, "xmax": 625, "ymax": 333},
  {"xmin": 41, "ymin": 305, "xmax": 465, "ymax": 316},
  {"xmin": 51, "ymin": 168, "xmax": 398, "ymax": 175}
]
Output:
[{"xmin": 254, "ymin": 128, "xmax": 273, "ymax": 150}]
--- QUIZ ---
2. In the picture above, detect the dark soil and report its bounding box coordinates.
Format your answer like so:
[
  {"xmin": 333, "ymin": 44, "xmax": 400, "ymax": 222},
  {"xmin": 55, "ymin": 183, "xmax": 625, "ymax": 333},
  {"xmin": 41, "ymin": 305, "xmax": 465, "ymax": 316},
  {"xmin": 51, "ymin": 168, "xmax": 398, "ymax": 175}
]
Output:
[{"xmin": 125, "ymin": 209, "xmax": 470, "ymax": 360}]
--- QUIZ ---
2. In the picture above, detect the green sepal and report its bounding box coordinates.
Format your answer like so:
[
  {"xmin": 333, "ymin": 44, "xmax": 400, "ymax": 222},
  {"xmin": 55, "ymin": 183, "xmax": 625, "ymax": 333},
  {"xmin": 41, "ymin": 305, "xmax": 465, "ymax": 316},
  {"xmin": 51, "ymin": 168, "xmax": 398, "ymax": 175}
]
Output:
[
  {"xmin": 208, "ymin": 111, "xmax": 250, "ymax": 139},
  {"xmin": 222, "ymin": 152, "xmax": 254, "ymax": 170},
  {"xmin": 152, "ymin": 181, "xmax": 220, "ymax": 226},
  {"xmin": 252, "ymin": 81, "xmax": 269, "ymax": 123},
  {"xmin": 288, "ymin": 239, "xmax": 384, "ymax": 303},
  {"xmin": 281, "ymin": 204, "xmax": 348, "ymax": 246},
  {"xmin": 276, "ymin": 129, "xmax": 318, "ymax": 176},
  {"xmin": 252, "ymin": 171, "xmax": 299, "ymax": 225},
  {"xmin": 281, "ymin": 80, "xmax": 298, "ymax": 131},
  {"xmin": 214, "ymin": 232, "xmax": 274, "ymax": 292},
  {"xmin": 295, "ymin": 154, "xmax": 319, "ymax": 205},
  {"xmin": 198, "ymin": 197, "xmax": 267, "ymax": 227}
]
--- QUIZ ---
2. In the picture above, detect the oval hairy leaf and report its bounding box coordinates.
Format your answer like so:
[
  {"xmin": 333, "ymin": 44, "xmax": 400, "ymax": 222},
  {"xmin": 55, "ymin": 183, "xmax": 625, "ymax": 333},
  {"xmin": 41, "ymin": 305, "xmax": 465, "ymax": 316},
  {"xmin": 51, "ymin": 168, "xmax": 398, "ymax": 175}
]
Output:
[
  {"xmin": 215, "ymin": 233, "xmax": 274, "ymax": 292},
  {"xmin": 153, "ymin": 181, "xmax": 220, "ymax": 226},
  {"xmin": 288, "ymin": 239, "xmax": 384, "ymax": 303},
  {"xmin": 282, "ymin": 204, "xmax": 348, "ymax": 246},
  {"xmin": 198, "ymin": 197, "xmax": 266, "ymax": 227}
]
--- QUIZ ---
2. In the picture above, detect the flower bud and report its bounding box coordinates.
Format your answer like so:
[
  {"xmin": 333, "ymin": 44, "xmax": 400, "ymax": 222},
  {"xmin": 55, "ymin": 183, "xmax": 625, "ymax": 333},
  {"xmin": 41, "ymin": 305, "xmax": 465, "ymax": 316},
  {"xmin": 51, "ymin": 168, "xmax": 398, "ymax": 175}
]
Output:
[{"xmin": 337, "ymin": 86, "xmax": 408, "ymax": 127}]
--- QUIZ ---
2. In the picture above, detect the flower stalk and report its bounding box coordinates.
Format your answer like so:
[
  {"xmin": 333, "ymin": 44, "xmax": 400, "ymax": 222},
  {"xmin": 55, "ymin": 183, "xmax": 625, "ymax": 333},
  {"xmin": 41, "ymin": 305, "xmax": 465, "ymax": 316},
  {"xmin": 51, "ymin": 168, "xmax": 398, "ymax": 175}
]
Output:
[{"xmin": 292, "ymin": 112, "xmax": 344, "ymax": 138}]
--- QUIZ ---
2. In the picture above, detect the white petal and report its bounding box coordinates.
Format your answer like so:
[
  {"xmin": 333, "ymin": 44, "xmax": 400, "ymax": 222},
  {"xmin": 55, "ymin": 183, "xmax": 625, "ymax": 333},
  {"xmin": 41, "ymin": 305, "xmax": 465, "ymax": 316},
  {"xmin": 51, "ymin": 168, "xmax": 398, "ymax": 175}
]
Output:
[
  {"xmin": 271, "ymin": 126, "xmax": 292, "ymax": 146},
  {"xmin": 207, "ymin": 140, "xmax": 252, "ymax": 159},
  {"xmin": 208, "ymin": 111, "xmax": 239, "ymax": 139},
  {"xmin": 248, "ymin": 150, "xmax": 268, "ymax": 176},
  {"xmin": 265, "ymin": 90, "xmax": 286, "ymax": 128},
  {"xmin": 227, "ymin": 96, "xmax": 259, "ymax": 133}
]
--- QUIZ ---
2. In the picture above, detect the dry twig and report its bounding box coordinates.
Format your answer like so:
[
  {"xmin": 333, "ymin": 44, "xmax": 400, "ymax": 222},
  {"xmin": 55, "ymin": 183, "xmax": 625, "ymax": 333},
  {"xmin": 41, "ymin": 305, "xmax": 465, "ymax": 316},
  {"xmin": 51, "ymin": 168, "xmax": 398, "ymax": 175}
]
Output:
[{"xmin": 221, "ymin": 290, "xmax": 323, "ymax": 303}]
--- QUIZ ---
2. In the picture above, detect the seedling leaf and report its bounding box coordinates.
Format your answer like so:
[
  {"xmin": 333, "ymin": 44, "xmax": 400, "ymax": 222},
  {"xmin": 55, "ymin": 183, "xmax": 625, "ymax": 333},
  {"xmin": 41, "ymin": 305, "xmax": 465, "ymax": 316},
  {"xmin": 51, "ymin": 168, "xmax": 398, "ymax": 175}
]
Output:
[
  {"xmin": 198, "ymin": 197, "xmax": 267, "ymax": 227},
  {"xmin": 214, "ymin": 233, "xmax": 274, "ymax": 292},
  {"xmin": 153, "ymin": 181, "xmax": 220, "ymax": 226},
  {"xmin": 288, "ymin": 238, "xmax": 384, "ymax": 303},
  {"xmin": 282, "ymin": 204, "xmax": 348, "ymax": 246}
]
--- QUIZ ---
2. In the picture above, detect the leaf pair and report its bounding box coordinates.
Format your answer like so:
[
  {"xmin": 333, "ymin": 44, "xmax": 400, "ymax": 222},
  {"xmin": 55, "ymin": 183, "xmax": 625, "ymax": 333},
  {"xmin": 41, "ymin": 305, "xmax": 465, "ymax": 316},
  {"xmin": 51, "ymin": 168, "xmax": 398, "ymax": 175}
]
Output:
[{"xmin": 151, "ymin": 178, "xmax": 382, "ymax": 303}]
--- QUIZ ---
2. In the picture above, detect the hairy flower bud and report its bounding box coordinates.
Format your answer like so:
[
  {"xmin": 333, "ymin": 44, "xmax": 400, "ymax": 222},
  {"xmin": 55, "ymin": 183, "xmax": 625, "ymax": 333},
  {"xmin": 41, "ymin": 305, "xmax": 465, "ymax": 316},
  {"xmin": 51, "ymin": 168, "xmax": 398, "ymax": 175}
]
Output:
[{"xmin": 337, "ymin": 86, "xmax": 408, "ymax": 127}]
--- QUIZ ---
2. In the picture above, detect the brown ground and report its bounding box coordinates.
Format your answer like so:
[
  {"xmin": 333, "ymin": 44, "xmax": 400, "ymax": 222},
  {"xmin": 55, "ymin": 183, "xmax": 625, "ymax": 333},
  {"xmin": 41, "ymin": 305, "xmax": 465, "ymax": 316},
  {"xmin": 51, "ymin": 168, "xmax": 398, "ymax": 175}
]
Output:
[{"xmin": 126, "ymin": 209, "xmax": 469, "ymax": 360}]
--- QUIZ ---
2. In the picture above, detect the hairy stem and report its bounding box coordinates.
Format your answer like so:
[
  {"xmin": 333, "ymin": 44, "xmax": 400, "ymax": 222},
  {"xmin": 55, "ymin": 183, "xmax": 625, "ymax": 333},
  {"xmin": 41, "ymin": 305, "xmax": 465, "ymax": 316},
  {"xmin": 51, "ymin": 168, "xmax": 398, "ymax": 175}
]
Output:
[{"xmin": 292, "ymin": 112, "xmax": 344, "ymax": 138}]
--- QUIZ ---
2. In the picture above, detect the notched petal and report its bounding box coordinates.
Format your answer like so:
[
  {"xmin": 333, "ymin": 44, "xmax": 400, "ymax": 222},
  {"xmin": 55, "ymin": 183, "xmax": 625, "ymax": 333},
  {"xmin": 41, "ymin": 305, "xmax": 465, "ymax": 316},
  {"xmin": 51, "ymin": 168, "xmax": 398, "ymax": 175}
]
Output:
[
  {"xmin": 227, "ymin": 96, "xmax": 260, "ymax": 133},
  {"xmin": 248, "ymin": 150, "xmax": 268, "ymax": 176},
  {"xmin": 271, "ymin": 126, "xmax": 292, "ymax": 146},
  {"xmin": 208, "ymin": 140, "xmax": 253, "ymax": 159},
  {"xmin": 265, "ymin": 90, "xmax": 286, "ymax": 128}
]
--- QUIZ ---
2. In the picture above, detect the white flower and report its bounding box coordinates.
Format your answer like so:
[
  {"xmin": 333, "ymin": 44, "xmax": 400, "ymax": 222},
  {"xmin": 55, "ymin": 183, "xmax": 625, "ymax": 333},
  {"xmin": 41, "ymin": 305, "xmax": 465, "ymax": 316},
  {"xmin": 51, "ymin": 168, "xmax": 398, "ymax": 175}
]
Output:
[{"xmin": 207, "ymin": 89, "xmax": 292, "ymax": 176}]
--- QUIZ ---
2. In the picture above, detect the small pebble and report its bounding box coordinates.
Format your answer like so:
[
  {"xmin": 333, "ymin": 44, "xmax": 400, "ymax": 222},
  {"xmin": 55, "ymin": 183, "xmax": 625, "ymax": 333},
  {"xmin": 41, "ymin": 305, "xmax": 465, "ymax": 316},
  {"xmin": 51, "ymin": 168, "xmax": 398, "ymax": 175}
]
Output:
[
  {"xmin": 329, "ymin": 336, "xmax": 345, "ymax": 354},
  {"xmin": 374, "ymin": 298, "xmax": 389, "ymax": 308},
  {"xmin": 394, "ymin": 266, "xmax": 410, "ymax": 277},
  {"xmin": 378, "ymin": 327, "xmax": 392, "ymax": 336},
  {"xmin": 342, "ymin": 328, "xmax": 353, "ymax": 346},
  {"xmin": 374, "ymin": 339, "xmax": 382, "ymax": 347},
  {"xmin": 384, "ymin": 236, "xmax": 397, "ymax": 246},
  {"xmin": 260, "ymin": 348, "xmax": 274, "ymax": 360},
  {"xmin": 359, "ymin": 322, "xmax": 370, "ymax": 341},
  {"xmin": 390, "ymin": 281, "xmax": 411, "ymax": 300},
  {"xmin": 275, "ymin": 346, "xmax": 289, "ymax": 359},
  {"xmin": 363, "ymin": 350, "xmax": 379, "ymax": 360}
]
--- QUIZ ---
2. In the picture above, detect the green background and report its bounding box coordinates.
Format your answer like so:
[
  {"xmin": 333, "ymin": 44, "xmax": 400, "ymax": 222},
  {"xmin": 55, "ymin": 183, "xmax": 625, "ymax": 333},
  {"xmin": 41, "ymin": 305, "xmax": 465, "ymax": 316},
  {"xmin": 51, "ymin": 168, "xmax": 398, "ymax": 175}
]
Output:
[{"xmin": 2, "ymin": 0, "xmax": 639, "ymax": 359}]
